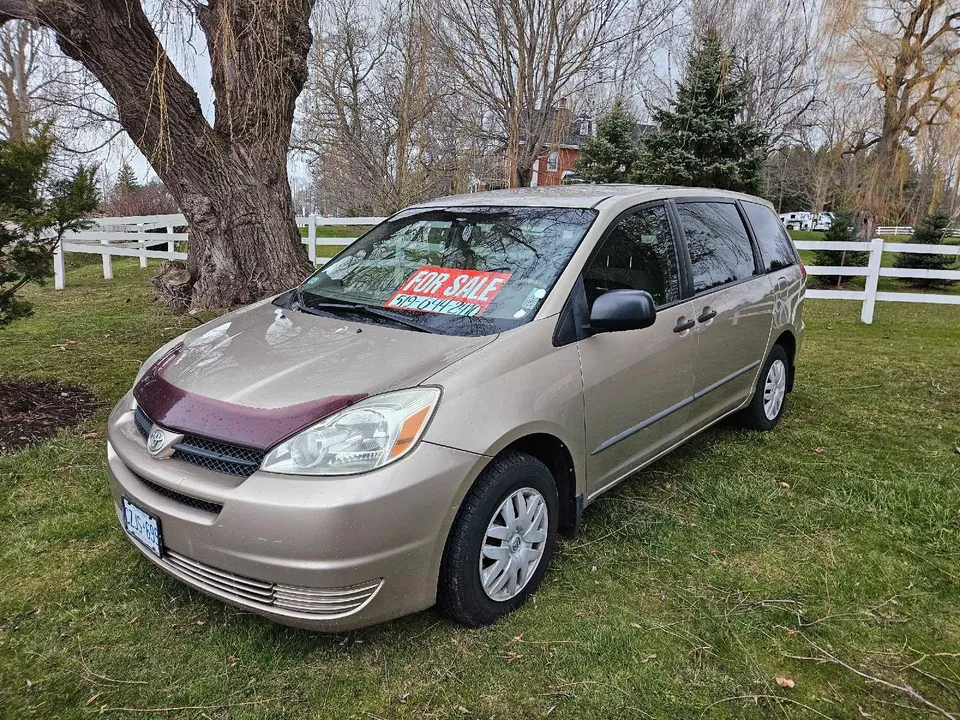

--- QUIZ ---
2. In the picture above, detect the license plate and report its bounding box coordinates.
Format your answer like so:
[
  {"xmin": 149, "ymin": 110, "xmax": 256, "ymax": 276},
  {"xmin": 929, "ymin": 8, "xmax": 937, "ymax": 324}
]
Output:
[{"xmin": 122, "ymin": 496, "xmax": 162, "ymax": 558}]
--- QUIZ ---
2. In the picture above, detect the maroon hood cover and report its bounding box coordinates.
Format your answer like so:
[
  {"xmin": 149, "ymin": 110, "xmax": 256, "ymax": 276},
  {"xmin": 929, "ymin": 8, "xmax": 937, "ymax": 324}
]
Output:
[{"xmin": 133, "ymin": 345, "xmax": 366, "ymax": 451}]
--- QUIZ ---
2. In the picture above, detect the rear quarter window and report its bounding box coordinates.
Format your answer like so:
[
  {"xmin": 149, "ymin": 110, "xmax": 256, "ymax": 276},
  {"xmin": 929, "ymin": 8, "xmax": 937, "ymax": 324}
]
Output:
[{"xmin": 742, "ymin": 202, "xmax": 799, "ymax": 273}]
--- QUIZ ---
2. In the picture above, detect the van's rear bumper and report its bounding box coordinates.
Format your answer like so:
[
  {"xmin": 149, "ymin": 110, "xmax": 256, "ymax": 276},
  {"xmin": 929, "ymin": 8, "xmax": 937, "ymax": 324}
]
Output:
[{"xmin": 105, "ymin": 395, "xmax": 488, "ymax": 631}]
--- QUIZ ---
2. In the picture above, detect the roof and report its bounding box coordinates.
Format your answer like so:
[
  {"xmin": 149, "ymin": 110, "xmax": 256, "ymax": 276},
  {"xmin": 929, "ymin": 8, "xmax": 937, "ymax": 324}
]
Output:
[{"xmin": 412, "ymin": 185, "xmax": 773, "ymax": 211}]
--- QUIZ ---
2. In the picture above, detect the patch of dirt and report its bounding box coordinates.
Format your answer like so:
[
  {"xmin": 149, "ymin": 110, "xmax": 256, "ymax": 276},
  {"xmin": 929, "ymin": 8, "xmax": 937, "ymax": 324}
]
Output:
[{"xmin": 0, "ymin": 378, "xmax": 104, "ymax": 454}]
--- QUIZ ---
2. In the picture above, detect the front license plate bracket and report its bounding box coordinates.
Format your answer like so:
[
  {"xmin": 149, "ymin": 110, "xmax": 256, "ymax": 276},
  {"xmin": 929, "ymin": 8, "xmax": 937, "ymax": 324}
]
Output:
[{"xmin": 122, "ymin": 495, "xmax": 163, "ymax": 558}]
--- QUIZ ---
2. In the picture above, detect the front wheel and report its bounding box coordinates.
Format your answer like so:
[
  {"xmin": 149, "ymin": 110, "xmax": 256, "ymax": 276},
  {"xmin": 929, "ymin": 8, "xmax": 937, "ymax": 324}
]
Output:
[
  {"xmin": 437, "ymin": 451, "xmax": 559, "ymax": 627},
  {"xmin": 737, "ymin": 345, "xmax": 790, "ymax": 431}
]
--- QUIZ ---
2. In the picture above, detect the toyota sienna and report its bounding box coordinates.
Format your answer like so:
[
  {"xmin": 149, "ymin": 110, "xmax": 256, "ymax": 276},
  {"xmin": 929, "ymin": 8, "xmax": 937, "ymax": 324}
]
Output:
[{"xmin": 106, "ymin": 185, "xmax": 805, "ymax": 630}]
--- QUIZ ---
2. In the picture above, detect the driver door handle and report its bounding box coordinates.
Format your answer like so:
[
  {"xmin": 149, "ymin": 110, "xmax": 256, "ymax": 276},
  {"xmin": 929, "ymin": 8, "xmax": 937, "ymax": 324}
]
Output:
[
  {"xmin": 673, "ymin": 317, "xmax": 696, "ymax": 333},
  {"xmin": 697, "ymin": 308, "xmax": 717, "ymax": 323}
]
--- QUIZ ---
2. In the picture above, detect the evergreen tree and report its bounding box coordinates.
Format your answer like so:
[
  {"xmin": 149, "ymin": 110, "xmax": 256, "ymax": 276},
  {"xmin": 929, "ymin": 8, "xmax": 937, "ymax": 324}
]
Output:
[
  {"xmin": 812, "ymin": 211, "xmax": 869, "ymax": 287},
  {"xmin": 115, "ymin": 161, "xmax": 140, "ymax": 194},
  {"xmin": 0, "ymin": 129, "xmax": 98, "ymax": 327},
  {"xmin": 574, "ymin": 100, "xmax": 640, "ymax": 183},
  {"xmin": 634, "ymin": 27, "xmax": 768, "ymax": 194},
  {"xmin": 894, "ymin": 212, "xmax": 958, "ymax": 289}
]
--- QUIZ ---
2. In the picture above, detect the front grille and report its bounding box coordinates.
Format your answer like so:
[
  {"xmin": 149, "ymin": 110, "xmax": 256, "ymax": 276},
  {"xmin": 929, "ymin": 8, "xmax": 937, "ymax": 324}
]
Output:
[
  {"xmin": 162, "ymin": 550, "xmax": 381, "ymax": 617},
  {"xmin": 173, "ymin": 435, "xmax": 265, "ymax": 478},
  {"xmin": 132, "ymin": 472, "xmax": 224, "ymax": 515},
  {"xmin": 134, "ymin": 406, "xmax": 151, "ymax": 438},
  {"xmin": 134, "ymin": 407, "xmax": 265, "ymax": 478}
]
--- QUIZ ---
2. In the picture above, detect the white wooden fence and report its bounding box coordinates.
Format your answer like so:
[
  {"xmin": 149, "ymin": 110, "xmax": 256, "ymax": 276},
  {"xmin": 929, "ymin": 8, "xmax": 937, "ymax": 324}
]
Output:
[
  {"xmin": 876, "ymin": 226, "xmax": 960, "ymax": 237},
  {"xmin": 795, "ymin": 237, "xmax": 960, "ymax": 323},
  {"xmin": 52, "ymin": 213, "xmax": 385, "ymax": 290},
  {"xmin": 51, "ymin": 217, "xmax": 959, "ymax": 325}
]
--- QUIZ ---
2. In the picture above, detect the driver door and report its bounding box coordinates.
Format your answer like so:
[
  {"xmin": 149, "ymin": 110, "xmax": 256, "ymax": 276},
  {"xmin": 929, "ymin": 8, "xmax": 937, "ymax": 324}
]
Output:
[{"xmin": 578, "ymin": 203, "xmax": 699, "ymax": 497}]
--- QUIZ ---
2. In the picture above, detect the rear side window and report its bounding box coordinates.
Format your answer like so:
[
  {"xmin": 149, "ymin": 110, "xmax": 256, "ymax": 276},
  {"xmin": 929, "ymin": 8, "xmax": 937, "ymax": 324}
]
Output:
[
  {"xmin": 742, "ymin": 202, "xmax": 798, "ymax": 272},
  {"xmin": 583, "ymin": 204, "xmax": 680, "ymax": 308},
  {"xmin": 677, "ymin": 202, "xmax": 756, "ymax": 294}
]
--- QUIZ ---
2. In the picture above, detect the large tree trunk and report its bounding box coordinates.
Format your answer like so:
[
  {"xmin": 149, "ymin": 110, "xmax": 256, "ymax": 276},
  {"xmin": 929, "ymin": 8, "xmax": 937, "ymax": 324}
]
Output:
[
  {"xmin": 11, "ymin": 0, "xmax": 314, "ymax": 310},
  {"xmin": 177, "ymin": 151, "xmax": 308, "ymax": 307},
  {"xmin": 514, "ymin": 165, "xmax": 533, "ymax": 188}
]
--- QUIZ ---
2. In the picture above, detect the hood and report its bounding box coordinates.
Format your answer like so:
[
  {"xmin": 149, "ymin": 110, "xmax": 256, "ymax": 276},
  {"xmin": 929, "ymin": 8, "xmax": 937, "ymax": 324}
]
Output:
[{"xmin": 133, "ymin": 299, "xmax": 495, "ymax": 449}]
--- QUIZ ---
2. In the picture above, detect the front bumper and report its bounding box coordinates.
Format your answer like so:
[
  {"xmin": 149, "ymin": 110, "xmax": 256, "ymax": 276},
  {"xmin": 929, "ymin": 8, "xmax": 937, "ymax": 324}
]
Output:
[{"xmin": 106, "ymin": 395, "xmax": 488, "ymax": 631}]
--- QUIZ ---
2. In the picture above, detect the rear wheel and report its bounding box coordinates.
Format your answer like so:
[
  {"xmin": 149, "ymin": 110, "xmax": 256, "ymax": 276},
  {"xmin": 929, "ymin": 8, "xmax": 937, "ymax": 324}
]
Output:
[
  {"xmin": 437, "ymin": 451, "xmax": 558, "ymax": 627},
  {"xmin": 737, "ymin": 344, "xmax": 790, "ymax": 431}
]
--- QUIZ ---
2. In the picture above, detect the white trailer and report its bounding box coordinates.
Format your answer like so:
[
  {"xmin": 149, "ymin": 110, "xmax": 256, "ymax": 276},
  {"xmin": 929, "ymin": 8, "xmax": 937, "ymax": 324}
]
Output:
[{"xmin": 779, "ymin": 211, "xmax": 834, "ymax": 231}]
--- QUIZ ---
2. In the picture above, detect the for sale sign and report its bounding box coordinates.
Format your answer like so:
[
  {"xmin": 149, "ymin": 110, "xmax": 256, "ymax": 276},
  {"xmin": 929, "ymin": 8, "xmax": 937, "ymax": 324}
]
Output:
[{"xmin": 384, "ymin": 265, "xmax": 512, "ymax": 316}]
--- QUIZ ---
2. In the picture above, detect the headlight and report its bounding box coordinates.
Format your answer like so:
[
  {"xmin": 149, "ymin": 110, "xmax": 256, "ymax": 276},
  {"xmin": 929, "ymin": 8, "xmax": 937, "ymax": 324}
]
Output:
[{"xmin": 260, "ymin": 387, "xmax": 441, "ymax": 476}]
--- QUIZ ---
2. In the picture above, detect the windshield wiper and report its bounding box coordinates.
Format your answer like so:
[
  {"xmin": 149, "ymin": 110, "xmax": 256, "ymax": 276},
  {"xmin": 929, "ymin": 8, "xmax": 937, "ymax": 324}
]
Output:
[{"xmin": 296, "ymin": 296, "xmax": 438, "ymax": 334}]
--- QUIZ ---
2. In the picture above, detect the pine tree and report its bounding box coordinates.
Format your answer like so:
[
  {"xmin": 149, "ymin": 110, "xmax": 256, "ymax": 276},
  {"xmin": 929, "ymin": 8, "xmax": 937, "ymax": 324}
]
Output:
[
  {"xmin": 115, "ymin": 161, "xmax": 140, "ymax": 194},
  {"xmin": 634, "ymin": 27, "xmax": 768, "ymax": 194},
  {"xmin": 574, "ymin": 100, "xmax": 640, "ymax": 183},
  {"xmin": 0, "ymin": 129, "xmax": 98, "ymax": 327},
  {"xmin": 894, "ymin": 212, "xmax": 958, "ymax": 289},
  {"xmin": 812, "ymin": 211, "xmax": 869, "ymax": 287}
]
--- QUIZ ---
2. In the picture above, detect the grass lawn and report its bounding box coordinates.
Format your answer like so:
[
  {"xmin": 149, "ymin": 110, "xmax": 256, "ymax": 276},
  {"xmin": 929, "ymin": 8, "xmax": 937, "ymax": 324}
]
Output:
[{"xmin": 1, "ymin": 260, "xmax": 959, "ymax": 719}]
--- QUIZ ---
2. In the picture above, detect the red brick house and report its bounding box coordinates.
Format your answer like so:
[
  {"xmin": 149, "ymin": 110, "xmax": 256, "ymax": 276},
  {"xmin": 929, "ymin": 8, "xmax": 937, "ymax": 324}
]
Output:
[
  {"xmin": 471, "ymin": 101, "xmax": 653, "ymax": 190},
  {"xmin": 471, "ymin": 102, "xmax": 595, "ymax": 191},
  {"xmin": 527, "ymin": 103, "xmax": 594, "ymax": 187}
]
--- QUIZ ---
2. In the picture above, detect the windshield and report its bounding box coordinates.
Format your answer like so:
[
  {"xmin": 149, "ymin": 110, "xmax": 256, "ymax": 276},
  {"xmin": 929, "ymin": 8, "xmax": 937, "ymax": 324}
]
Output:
[{"xmin": 297, "ymin": 206, "xmax": 598, "ymax": 336}]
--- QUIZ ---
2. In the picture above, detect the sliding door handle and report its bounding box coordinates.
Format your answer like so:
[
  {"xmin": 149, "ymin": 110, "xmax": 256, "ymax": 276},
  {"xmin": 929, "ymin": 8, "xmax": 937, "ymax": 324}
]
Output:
[
  {"xmin": 673, "ymin": 318, "xmax": 696, "ymax": 333},
  {"xmin": 697, "ymin": 309, "xmax": 717, "ymax": 323}
]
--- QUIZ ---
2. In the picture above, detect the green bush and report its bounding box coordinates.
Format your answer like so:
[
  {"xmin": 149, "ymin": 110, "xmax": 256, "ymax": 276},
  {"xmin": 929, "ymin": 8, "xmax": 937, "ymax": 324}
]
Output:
[
  {"xmin": 0, "ymin": 129, "xmax": 98, "ymax": 327},
  {"xmin": 811, "ymin": 211, "xmax": 868, "ymax": 287},
  {"xmin": 893, "ymin": 212, "xmax": 958, "ymax": 289}
]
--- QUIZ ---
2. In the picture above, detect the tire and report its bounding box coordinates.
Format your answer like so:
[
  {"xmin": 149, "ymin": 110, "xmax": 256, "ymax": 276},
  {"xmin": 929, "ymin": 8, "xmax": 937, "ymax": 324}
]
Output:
[
  {"xmin": 437, "ymin": 451, "xmax": 559, "ymax": 627},
  {"xmin": 737, "ymin": 344, "xmax": 790, "ymax": 431}
]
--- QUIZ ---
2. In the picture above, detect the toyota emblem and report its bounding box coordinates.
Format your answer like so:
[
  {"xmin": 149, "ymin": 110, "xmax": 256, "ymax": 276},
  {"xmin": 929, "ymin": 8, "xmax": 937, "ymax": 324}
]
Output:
[{"xmin": 147, "ymin": 429, "xmax": 166, "ymax": 455}]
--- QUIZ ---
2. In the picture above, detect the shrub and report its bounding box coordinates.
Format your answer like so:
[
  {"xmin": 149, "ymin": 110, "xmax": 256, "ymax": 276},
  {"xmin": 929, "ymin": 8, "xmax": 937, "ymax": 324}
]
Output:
[
  {"xmin": 811, "ymin": 211, "xmax": 868, "ymax": 287},
  {"xmin": 0, "ymin": 130, "xmax": 98, "ymax": 328},
  {"xmin": 893, "ymin": 212, "xmax": 958, "ymax": 289}
]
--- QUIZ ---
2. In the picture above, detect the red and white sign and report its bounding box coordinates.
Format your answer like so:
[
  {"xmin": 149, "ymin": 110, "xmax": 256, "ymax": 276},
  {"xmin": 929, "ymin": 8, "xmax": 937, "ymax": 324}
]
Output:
[{"xmin": 384, "ymin": 265, "xmax": 512, "ymax": 316}]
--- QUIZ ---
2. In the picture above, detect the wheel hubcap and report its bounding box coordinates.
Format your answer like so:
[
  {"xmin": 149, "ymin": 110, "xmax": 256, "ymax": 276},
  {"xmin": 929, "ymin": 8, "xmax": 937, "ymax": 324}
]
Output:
[
  {"xmin": 763, "ymin": 359, "xmax": 787, "ymax": 420},
  {"xmin": 480, "ymin": 487, "xmax": 548, "ymax": 602}
]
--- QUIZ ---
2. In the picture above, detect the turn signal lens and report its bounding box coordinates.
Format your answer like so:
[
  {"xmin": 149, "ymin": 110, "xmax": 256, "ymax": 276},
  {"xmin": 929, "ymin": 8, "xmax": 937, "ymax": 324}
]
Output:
[{"xmin": 389, "ymin": 405, "xmax": 433, "ymax": 459}]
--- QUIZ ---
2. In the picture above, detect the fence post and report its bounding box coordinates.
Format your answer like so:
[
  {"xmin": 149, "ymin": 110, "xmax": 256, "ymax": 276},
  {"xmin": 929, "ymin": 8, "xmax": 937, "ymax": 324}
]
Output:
[
  {"xmin": 308, "ymin": 214, "xmax": 317, "ymax": 265},
  {"xmin": 860, "ymin": 238, "xmax": 884, "ymax": 325},
  {"xmin": 101, "ymin": 236, "xmax": 113, "ymax": 280},
  {"xmin": 166, "ymin": 225, "xmax": 175, "ymax": 254},
  {"xmin": 138, "ymin": 222, "xmax": 147, "ymax": 268},
  {"xmin": 53, "ymin": 239, "xmax": 65, "ymax": 290}
]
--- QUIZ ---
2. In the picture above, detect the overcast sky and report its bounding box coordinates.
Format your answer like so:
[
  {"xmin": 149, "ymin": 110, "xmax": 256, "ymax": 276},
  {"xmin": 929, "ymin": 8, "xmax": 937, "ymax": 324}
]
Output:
[{"xmin": 94, "ymin": 4, "xmax": 679, "ymax": 194}]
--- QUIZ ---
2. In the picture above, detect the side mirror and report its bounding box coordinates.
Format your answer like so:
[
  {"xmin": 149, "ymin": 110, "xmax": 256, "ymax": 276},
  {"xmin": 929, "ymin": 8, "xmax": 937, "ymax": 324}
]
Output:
[{"xmin": 589, "ymin": 290, "xmax": 657, "ymax": 333}]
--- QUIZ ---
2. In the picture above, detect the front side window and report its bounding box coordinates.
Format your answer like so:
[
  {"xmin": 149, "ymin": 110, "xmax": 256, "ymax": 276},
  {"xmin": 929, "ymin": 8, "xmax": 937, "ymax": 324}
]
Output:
[
  {"xmin": 298, "ymin": 206, "xmax": 597, "ymax": 336},
  {"xmin": 678, "ymin": 202, "xmax": 757, "ymax": 294},
  {"xmin": 742, "ymin": 201, "xmax": 799, "ymax": 273},
  {"xmin": 582, "ymin": 204, "xmax": 680, "ymax": 308}
]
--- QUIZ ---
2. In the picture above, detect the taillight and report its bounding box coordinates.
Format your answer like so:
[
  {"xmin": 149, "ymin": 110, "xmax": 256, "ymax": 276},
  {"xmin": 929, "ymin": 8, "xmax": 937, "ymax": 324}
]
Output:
[{"xmin": 800, "ymin": 264, "xmax": 808, "ymax": 283}]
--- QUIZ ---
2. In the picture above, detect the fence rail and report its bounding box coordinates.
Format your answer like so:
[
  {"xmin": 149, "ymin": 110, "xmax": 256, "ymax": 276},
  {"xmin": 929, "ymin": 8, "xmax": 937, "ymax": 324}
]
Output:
[
  {"xmin": 876, "ymin": 225, "xmax": 960, "ymax": 237},
  {"xmin": 794, "ymin": 237, "xmax": 960, "ymax": 323},
  {"xmin": 52, "ymin": 215, "xmax": 386, "ymax": 289},
  {"xmin": 52, "ymin": 221, "xmax": 959, "ymax": 325}
]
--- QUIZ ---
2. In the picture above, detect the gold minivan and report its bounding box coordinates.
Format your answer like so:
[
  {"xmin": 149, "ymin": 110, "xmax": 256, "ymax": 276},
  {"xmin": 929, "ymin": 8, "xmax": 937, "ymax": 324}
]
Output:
[{"xmin": 107, "ymin": 185, "xmax": 805, "ymax": 630}]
